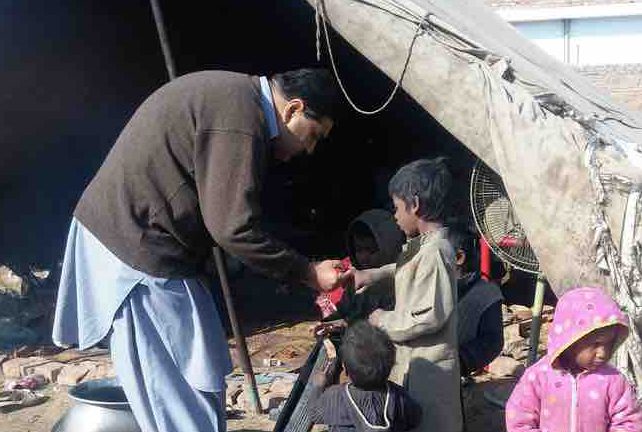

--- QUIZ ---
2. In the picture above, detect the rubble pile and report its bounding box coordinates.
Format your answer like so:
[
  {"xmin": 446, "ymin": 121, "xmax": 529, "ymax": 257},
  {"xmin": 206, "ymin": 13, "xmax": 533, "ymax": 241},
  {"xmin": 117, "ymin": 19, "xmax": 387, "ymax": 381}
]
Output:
[
  {"xmin": 1, "ymin": 347, "xmax": 115, "ymax": 387},
  {"xmin": 486, "ymin": 304, "xmax": 554, "ymax": 378}
]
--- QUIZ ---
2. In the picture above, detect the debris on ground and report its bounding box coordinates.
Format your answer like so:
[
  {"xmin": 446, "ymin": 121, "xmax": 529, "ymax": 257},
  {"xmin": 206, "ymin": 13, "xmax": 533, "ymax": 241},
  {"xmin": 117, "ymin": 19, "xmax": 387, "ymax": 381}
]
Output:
[
  {"xmin": 0, "ymin": 347, "xmax": 114, "ymax": 387},
  {"xmin": 3, "ymin": 374, "xmax": 46, "ymax": 391},
  {"xmin": 0, "ymin": 266, "xmax": 25, "ymax": 296},
  {"xmin": 0, "ymin": 389, "xmax": 48, "ymax": 413}
]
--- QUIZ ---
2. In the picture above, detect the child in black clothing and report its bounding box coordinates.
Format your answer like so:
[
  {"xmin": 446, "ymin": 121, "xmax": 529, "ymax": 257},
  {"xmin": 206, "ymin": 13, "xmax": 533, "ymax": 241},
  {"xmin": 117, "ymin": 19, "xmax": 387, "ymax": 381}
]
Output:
[
  {"xmin": 447, "ymin": 223, "xmax": 504, "ymax": 376},
  {"xmin": 310, "ymin": 321, "xmax": 421, "ymax": 432}
]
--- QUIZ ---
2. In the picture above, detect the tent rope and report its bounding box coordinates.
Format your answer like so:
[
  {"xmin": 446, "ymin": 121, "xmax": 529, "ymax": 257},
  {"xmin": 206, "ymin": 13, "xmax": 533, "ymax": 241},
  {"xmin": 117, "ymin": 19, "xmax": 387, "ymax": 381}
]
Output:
[{"xmin": 315, "ymin": 0, "xmax": 425, "ymax": 115}]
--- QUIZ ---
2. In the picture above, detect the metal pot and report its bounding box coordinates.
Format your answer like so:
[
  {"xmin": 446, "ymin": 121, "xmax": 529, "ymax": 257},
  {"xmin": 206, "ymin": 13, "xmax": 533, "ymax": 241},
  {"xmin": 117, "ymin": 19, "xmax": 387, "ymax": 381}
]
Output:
[{"xmin": 52, "ymin": 378, "xmax": 140, "ymax": 432}]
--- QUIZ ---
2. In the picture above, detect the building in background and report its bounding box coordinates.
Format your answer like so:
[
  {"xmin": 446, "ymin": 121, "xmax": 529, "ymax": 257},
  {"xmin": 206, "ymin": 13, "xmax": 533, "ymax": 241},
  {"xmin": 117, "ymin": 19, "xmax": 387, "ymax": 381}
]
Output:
[{"xmin": 487, "ymin": 0, "xmax": 642, "ymax": 111}]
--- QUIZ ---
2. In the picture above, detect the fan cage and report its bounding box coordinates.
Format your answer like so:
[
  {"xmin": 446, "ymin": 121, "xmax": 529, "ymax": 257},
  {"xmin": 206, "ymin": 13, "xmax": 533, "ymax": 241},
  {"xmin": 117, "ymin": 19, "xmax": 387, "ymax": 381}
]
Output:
[{"xmin": 470, "ymin": 161, "xmax": 540, "ymax": 275}]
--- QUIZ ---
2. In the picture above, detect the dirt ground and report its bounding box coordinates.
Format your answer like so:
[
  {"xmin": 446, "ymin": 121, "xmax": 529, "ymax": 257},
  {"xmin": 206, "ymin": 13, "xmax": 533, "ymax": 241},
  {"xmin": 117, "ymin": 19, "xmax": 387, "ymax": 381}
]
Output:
[
  {"xmin": 0, "ymin": 376, "xmax": 512, "ymax": 432},
  {"xmin": 1, "ymin": 269, "xmax": 528, "ymax": 432},
  {"xmin": 0, "ymin": 319, "xmax": 513, "ymax": 432}
]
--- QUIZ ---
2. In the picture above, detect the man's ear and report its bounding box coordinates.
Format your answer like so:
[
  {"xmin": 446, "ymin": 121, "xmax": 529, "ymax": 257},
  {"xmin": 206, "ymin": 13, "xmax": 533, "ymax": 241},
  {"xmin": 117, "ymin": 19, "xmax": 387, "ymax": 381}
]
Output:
[
  {"xmin": 283, "ymin": 98, "xmax": 305, "ymax": 123},
  {"xmin": 455, "ymin": 249, "xmax": 466, "ymax": 267},
  {"xmin": 411, "ymin": 196, "xmax": 420, "ymax": 216}
]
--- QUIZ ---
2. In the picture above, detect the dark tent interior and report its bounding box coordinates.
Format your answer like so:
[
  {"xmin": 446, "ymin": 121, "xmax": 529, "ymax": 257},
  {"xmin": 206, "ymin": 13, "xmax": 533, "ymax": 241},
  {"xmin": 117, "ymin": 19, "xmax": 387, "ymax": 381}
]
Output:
[{"xmin": 0, "ymin": 0, "xmax": 551, "ymax": 328}]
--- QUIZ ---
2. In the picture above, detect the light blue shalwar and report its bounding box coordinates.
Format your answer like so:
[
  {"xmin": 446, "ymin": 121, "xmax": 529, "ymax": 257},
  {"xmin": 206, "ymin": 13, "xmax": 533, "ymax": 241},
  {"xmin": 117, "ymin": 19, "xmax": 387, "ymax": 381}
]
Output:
[{"xmin": 52, "ymin": 76, "xmax": 280, "ymax": 432}]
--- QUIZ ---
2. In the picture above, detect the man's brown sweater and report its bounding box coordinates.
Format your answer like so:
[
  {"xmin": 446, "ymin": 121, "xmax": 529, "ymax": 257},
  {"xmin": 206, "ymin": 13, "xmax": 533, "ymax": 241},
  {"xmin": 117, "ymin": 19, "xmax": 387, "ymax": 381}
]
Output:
[{"xmin": 74, "ymin": 70, "xmax": 309, "ymax": 281}]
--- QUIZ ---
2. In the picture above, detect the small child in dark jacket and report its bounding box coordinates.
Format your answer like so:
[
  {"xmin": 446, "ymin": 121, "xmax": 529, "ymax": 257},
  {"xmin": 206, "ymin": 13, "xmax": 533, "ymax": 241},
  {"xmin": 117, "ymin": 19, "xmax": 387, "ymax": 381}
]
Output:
[
  {"xmin": 447, "ymin": 223, "xmax": 504, "ymax": 376},
  {"xmin": 310, "ymin": 321, "xmax": 422, "ymax": 432}
]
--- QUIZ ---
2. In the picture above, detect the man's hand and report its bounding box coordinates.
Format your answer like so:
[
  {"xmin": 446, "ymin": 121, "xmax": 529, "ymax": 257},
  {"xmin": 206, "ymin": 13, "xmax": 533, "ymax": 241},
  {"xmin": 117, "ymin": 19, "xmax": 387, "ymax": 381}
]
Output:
[{"xmin": 308, "ymin": 260, "xmax": 354, "ymax": 292}]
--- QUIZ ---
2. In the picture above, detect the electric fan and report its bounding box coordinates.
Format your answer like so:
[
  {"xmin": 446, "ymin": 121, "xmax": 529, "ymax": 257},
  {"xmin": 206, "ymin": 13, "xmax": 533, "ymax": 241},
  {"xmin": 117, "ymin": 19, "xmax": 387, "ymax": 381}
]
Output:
[{"xmin": 470, "ymin": 160, "xmax": 546, "ymax": 365}]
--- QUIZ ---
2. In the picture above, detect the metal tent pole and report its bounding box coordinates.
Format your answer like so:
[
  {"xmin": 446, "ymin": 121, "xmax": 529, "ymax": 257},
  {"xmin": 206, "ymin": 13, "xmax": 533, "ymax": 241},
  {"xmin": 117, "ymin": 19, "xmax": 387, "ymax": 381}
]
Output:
[
  {"xmin": 213, "ymin": 248, "xmax": 263, "ymax": 414},
  {"xmin": 148, "ymin": 0, "xmax": 263, "ymax": 414},
  {"xmin": 527, "ymin": 274, "xmax": 546, "ymax": 366},
  {"xmin": 149, "ymin": 0, "xmax": 177, "ymax": 80}
]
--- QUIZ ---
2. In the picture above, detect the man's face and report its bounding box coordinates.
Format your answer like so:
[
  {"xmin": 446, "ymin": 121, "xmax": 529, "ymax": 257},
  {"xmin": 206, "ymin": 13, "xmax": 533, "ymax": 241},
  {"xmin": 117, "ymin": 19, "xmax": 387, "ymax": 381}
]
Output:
[
  {"xmin": 274, "ymin": 99, "xmax": 333, "ymax": 161},
  {"xmin": 392, "ymin": 196, "xmax": 420, "ymax": 238}
]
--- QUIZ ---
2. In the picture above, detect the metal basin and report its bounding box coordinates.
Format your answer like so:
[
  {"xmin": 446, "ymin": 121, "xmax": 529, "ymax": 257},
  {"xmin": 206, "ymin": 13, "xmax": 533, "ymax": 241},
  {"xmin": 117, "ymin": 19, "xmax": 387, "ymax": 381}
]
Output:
[{"xmin": 52, "ymin": 378, "xmax": 140, "ymax": 432}]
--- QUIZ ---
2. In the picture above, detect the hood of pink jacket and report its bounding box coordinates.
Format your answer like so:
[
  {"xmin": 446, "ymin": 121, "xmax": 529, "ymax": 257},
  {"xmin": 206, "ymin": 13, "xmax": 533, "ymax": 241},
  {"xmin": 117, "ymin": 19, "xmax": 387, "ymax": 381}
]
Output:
[{"xmin": 547, "ymin": 287, "xmax": 628, "ymax": 367}]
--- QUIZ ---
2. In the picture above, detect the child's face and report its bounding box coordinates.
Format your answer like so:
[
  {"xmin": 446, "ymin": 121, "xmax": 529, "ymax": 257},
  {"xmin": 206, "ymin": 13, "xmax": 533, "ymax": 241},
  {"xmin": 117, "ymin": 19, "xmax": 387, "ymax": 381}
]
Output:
[
  {"xmin": 566, "ymin": 326, "xmax": 616, "ymax": 372},
  {"xmin": 353, "ymin": 235, "xmax": 379, "ymax": 269},
  {"xmin": 392, "ymin": 196, "xmax": 420, "ymax": 237}
]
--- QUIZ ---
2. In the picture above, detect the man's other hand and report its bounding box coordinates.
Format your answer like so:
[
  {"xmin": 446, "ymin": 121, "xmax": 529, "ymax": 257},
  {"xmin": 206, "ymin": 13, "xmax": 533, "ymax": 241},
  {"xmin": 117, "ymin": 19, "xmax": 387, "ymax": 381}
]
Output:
[{"xmin": 308, "ymin": 260, "xmax": 354, "ymax": 292}]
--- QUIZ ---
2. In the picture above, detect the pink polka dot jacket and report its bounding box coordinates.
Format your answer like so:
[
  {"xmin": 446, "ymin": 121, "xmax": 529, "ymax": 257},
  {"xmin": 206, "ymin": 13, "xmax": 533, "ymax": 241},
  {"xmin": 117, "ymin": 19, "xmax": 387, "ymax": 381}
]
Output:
[{"xmin": 505, "ymin": 287, "xmax": 642, "ymax": 432}]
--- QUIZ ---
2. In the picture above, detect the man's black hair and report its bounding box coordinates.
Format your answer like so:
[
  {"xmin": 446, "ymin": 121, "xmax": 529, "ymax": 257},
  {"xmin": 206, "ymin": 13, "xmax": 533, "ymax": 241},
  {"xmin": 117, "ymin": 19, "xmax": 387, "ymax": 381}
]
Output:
[
  {"xmin": 388, "ymin": 157, "xmax": 452, "ymax": 222},
  {"xmin": 270, "ymin": 68, "xmax": 339, "ymax": 120},
  {"xmin": 446, "ymin": 221, "xmax": 480, "ymax": 274},
  {"xmin": 340, "ymin": 321, "xmax": 395, "ymax": 390}
]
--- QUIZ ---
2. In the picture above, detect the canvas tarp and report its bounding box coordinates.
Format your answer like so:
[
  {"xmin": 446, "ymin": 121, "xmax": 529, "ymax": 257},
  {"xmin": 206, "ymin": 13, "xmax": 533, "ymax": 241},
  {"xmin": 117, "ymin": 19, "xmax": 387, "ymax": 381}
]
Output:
[{"xmin": 304, "ymin": 0, "xmax": 642, "ymax": 396}]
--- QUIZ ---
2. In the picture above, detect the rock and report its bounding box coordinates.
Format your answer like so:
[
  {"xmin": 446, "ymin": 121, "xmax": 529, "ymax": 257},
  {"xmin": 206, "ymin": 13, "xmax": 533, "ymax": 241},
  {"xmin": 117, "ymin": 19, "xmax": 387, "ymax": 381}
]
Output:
[
  {"xmin": 52, "ymin": 348, "xmax": 109, "ymax": 363},
  {"xmin": 518, "ymin": 319, "xmax": 533, "ymax": 338},
  {"xmin": 2, "ymin": 358, "xmax": 24, "ymax": 378},
  {"xmin": 226, "ymin": 383, "xmax": 243, "ymax": 407},
  {"xmin": 235, "ymin": 388, "xmax": 287, "ymax": 413},
  {"xmin": 0, "ymin": 266, "xmax": 26, "ymax": 296},
  {"xmin": 502, "ymin": 323, "xmax": 528, "ymax": 359},
  {"xmin": 32, "ymin": 362, "xmax": 66, "ymax": 383},
  {"xmin": 263, "ymin": 394, "xmax": 287, "ymax": 411},
  {"xmin": 83, "ymin": 362, "xmax": 115, "ymax": 382},
  {"xmin": 503, "ymin": 323, "xmax": 523, "ymax": 345},
  {"xmin": 57, "ymin": 364, "xmax": 91, "ymax": 386},
  {"xmin": 509, "ymin": 305, "xmax": 532, "ymax": 321},
  {"xmin": 503, "ymin": 339, "xmax": 529, "ymax": 360},
  {"xmin": 2, "ymin": 357, "xmax": 47, "ymax": 379},
  {"xmin": 488, "ymin": 356, "xmax": 525, "ymax": 378},
  {"xmin": 0, "ymin": 354, "xmax": 7, "ymax": 381},
  {"xmin": 542, "ymin": 305, "xmax": 555, "ymax": 322},
  {"xmin": 269, "ymin": 379, "xmax": 294, "ymax": 397},
  {"xmin": 501, "ymin": 304, "xmax": 513, "ymax": 325}
]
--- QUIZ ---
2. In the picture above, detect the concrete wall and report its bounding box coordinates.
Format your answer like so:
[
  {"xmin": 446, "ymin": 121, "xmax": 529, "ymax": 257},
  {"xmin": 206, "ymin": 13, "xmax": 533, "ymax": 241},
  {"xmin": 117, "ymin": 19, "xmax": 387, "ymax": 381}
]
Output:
[
  {"xmin": 485, "ymin": 0, "xmax": 642, "ymax": 112},
  {"xmin": 512, "ymin": 16, "xmax": 642, "ymax": 65}
]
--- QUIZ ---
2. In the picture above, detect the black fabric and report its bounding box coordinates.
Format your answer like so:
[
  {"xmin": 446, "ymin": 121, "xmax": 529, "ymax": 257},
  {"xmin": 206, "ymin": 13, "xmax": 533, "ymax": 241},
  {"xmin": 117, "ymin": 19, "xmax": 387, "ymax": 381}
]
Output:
[
  {"xmin": 310, "ymin": 382, "xmax": 422, "ymax": 432},
  {"xmin": 324, "ymin": 209, "xmax": 403, "ymax": 322},
  {"xmin": 457, "ymin": 273, "xmax": 504, "ymax": 375}
]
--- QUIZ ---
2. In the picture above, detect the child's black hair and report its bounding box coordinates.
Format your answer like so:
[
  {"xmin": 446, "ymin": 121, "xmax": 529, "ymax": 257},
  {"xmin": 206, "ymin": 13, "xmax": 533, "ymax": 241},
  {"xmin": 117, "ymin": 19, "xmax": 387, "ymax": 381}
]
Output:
[
  {"xmin": 447, "ymin": 221, "xmax": 480, "ymax": 274},
  {"xmin": 270, "ymin": 68, "xmax": 339, "ymax": 120},
  {"xmin": 388, "ymin": 158, "xmax": 452, "ymax": 222},
  {"xmin": 340, "ymin": 321, "xmax": 396, "ymax": 390}
]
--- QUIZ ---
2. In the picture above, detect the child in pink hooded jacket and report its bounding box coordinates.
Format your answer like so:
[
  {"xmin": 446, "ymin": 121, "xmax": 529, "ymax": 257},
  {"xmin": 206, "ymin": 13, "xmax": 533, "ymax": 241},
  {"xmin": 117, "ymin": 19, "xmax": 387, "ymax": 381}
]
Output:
[{"xmin": 506, "ymin": 286, "xmax": 642, "ymax": 432}]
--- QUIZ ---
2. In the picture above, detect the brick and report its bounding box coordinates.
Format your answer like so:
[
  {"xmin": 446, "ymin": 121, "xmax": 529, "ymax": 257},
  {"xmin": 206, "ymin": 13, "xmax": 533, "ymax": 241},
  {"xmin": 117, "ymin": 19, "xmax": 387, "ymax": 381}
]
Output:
[
  {"xmin": 83, "ymin": 362, "xmax": 115, "ymax": 382},
  {"xmin": 57, "ymin": 364, "xmax": 91, "ymax": 386},
  {"xmin": 2, "ymin": 357, "xmax": 46, "ymax": 379},
  {"xmin": 488, "ymin": 356, "xmax": 525, "ymax": 378},
  {"xmin": 269, "ymin": 379, "xmax": 294, "ymax": 397},
  {"xmin": 32, "ymin": 362, "xmax": 66, "ymax": 383},
  {"xmin": 226, "ymin": 383, "xmax": 243, "ymax": 406}
]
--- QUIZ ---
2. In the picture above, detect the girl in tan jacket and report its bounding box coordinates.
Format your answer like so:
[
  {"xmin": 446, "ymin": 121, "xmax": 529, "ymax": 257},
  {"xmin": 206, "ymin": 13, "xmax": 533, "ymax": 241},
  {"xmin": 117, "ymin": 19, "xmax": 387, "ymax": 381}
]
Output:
[{"xmin": 354, "ymin": 158, "xmax": 463, "ymax": 432}]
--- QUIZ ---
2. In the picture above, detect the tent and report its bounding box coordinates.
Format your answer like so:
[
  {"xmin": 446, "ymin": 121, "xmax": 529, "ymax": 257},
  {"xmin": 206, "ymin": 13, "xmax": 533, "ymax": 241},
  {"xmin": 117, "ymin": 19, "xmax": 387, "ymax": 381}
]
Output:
[{"xmin": 304, "ymin": 0, "xmax": 642, "ymax": 396}]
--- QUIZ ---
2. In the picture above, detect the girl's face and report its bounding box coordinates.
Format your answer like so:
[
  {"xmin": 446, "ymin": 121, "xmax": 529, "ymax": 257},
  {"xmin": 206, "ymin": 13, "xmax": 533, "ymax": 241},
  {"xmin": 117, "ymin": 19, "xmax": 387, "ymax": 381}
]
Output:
[{"xmin": 566, "ymin": 326, "xmax": 616, "ymax": 372}]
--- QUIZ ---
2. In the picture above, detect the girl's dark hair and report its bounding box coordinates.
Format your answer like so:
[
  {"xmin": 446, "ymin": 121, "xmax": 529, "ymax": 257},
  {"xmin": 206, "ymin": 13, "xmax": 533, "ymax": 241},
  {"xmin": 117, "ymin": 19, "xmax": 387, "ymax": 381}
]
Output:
[
  {"xmin": 388, "ymin": 157, "xmax": 452, "ymax": 222},
  {"xmin": 270, "ymin": 68, "xmax": 339, "ymax": 120},
  {"xmin": 340, "ymin": 321, "xmax": 395, "ymax": 390}
]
